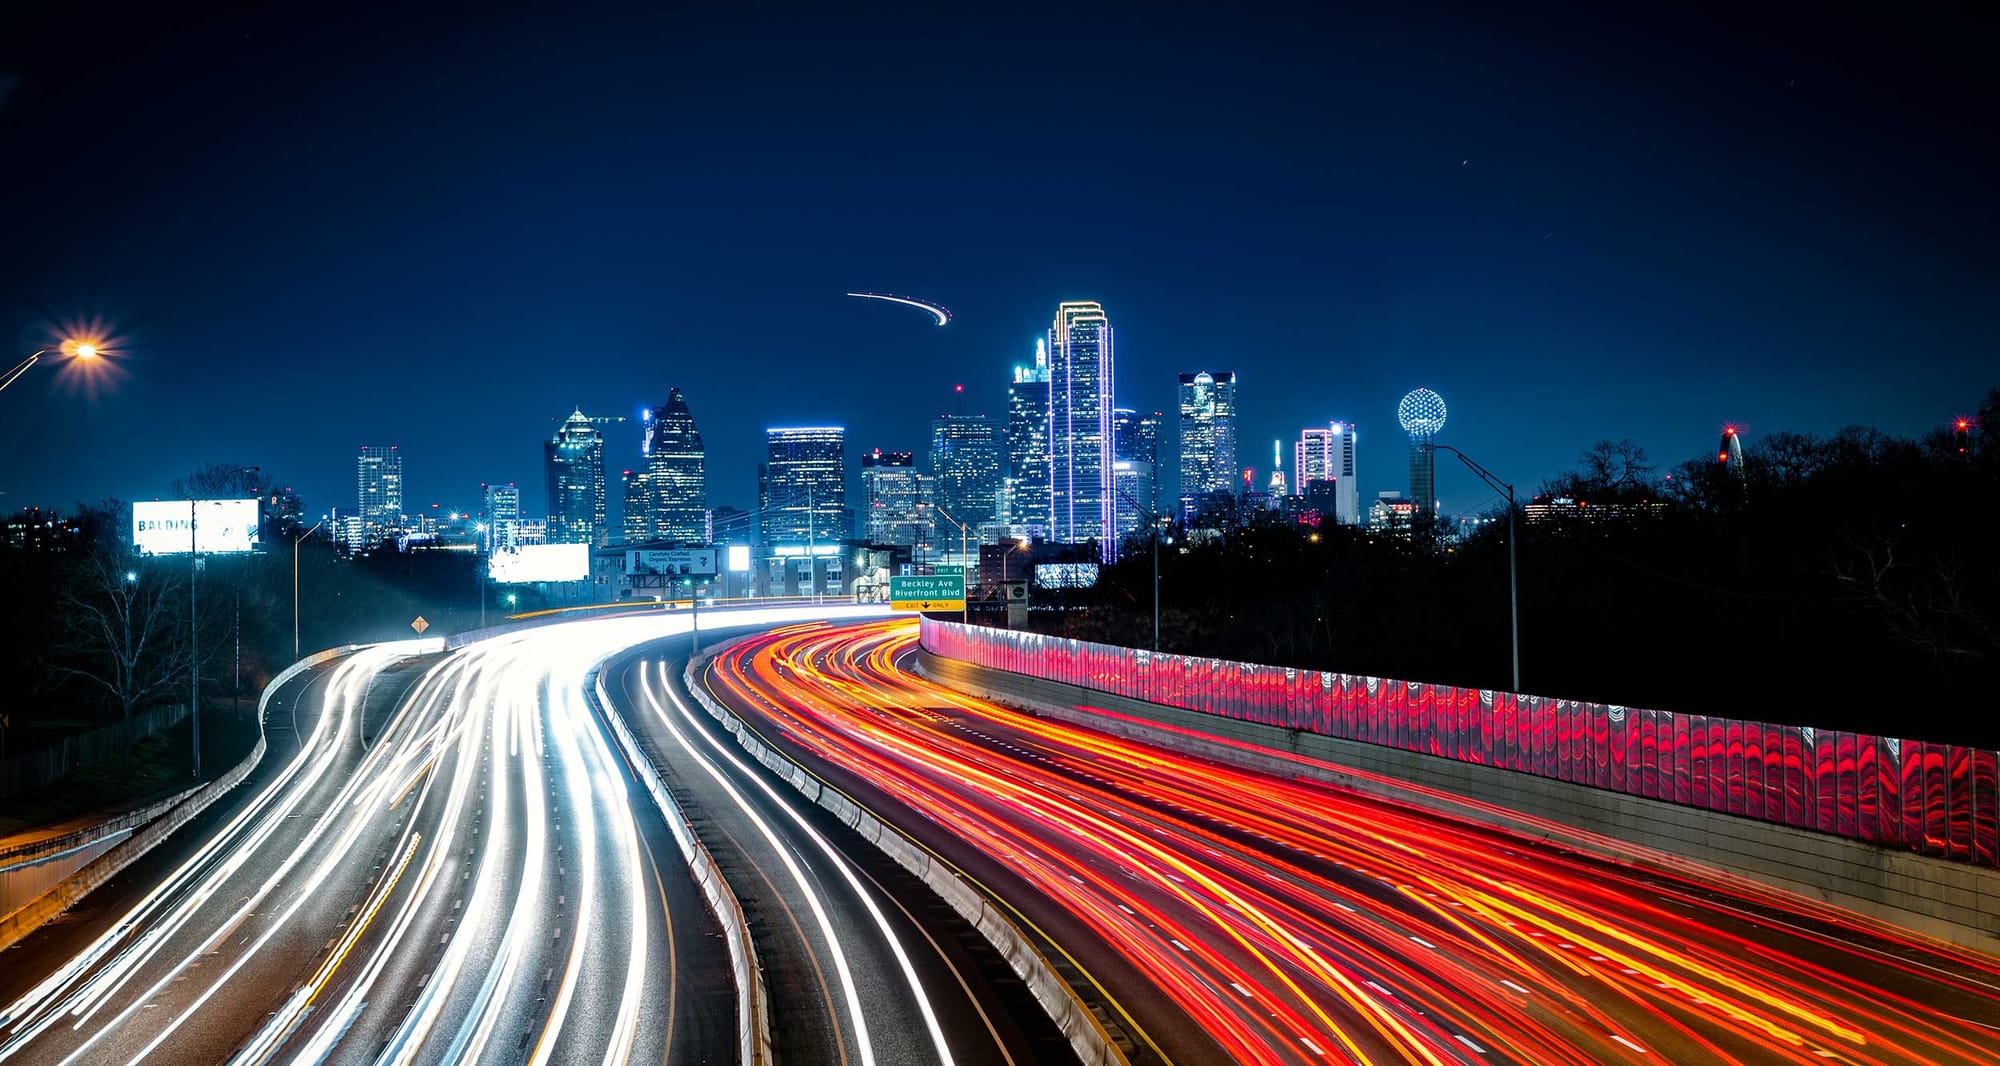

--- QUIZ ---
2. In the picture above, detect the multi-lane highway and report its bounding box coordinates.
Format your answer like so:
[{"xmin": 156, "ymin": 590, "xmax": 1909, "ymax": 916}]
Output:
[{"xmin": 702, "ymin": 618, "xmax": 2000, "ymax": 1066}]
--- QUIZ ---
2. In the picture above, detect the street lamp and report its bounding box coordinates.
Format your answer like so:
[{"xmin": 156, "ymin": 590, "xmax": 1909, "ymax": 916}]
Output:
[
  {"xmin": 1422, "ymin": 443, "xmax": 1521, "ymax": 692},
  {"xmin": 1001, "ymin": 537, "xmax": 1029, "ymax": 582},
  {"xmin": 928, "ymin": 501, "xmax": 972, "ymax": 624},
  {"xmin": 1116, "ymin": 486, "xmax": 1165, "ymax": 651},
  {"xmin": 294, "ymin": 519, "xmax": 324, "ymax": 660},
  {"xmin": 1, "ymin": 340, "xmax": 100, "ymax": 394}
]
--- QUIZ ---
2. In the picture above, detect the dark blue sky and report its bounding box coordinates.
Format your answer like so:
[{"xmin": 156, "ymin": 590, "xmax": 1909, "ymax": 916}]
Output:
[{"xmin": 3, "ymin": 4, "xmax": 1993, "ymax": 521}]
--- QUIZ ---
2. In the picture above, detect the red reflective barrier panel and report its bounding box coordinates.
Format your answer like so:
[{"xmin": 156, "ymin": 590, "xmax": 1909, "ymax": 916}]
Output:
[
  {"xmin": 1903, "ymin": 743, "xmax": 1931, "ymax": 855},
  {"xmin": 1470, "ymin": 689, "xmax": 1491, "ymax": 766},
  {"xmin": 1947, "ymin": 746, "xmax": 1974, "ymax": 863},
  {"xmin": 1873, "ymin": 738, "xmax": 1901, "ymax": 847},
  {"xmin": 1767, "ymin": 725, "xmax": 1793, "ymax": 827},
  {"xmin": 1670, "ymin": 714, "xmax": 1691, "ymax": 804},
  {"xmin": 1724, "ymin": 721, "xmax": 1746, "ymax": 817},
  {"xmin": 1688, "ymin": 715, "xmax": 1711, "ymax": 810},
  {"xmin": 1743, "ymin": 723, "xmax": 1766, "ymax": 822},
  {"xmin": 1973, "ymin": 750, "xmax": 1998, "ymax": 867},
  {"xmin": 1813, "ymin": 731, "xmax": 1838, "ymax": 834},
  {"xmin": 1833, "ymin": 732, "xmax": 1858, "ymax": 838}
]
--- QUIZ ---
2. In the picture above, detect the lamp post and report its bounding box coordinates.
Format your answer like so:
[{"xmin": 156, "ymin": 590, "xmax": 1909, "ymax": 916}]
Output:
[
  {"xmin": 1422, "ymin": 443, "xmax": 1520, "ymax": 692},
  {"xmin": 294, "ymin": 519, "xmax": 323, "ymax": 661},
  {"xmin": 1001, "ymin": 537, "xmax": 1028, "ymax": 582},
  {"xmin": 1116, "ymin": 487, "xmax": 1164, "ymax": 651},
  {"xmin": 0, "ymin": 341, "xmax": 98, "ymax": 394},
  {"xmin": 929, "ymin": 501, "xmax": 971, "ymax": 624}
]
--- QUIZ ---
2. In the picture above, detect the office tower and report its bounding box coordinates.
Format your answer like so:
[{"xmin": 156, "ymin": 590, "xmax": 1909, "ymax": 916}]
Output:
[
  {"xmin": 1112, "ymin": 407, "xmax": 1161, "ymax": 543},
  {"xmin": 1177, "ymin": 371, "xmax": 1237, "ymax": 520},
  {"xmin": 620, "ymin": 468, "xmax": 655, "ymax": 543},
  {"xmin": 760, "ymin": 427, "xmax": 846, "ymax": 548},
  {"xmin": 1047, "ymin": 301, "xmax": 1116, "ymax": 557},
  {"xmin": 627, "ymin": 388, "xmax": 707, "ymax": 542},
  {"xmin": 1397, "ymin": 388, "xmax": 1448, "ymax": 517},
  {"xmin": 1295, "ymin": 421, "xmax": 1359, "ymax": 525},
  {"xmin": 546, "ymin": 408, "xmax": 610, "ymax": 546},
  {"xmin": 1004, "ymin": 342, "xmax": 1053, "ymax": 538},
  {"xmin": 1266, "ymin": 440, "xmax": 1288, "ymax": 498},
  {"xmin": 1719, "ymin": 425, "xmax": 1745, "ymax": 479},
  {"xmin": 861, "ymin": 449, "xmax": 931, "ymax": 551},
  {"xmin": 356, "ymin": 445, "xmax": 403, "ymax": 547},
  {"xmin": 481, "ymin": 481, "xmax": 521, "ymax": 554},
  {"xmin": 930, "ymin": 413, "xmax": 1001, "ymax": 532}
]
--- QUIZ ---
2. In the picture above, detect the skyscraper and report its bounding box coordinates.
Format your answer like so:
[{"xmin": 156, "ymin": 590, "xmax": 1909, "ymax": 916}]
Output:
[
  {"xmin": 1177, "ymin": 371, "xmax": 1237, "ymax": 519},
  {"xmin": 1048, "ymin": 301, "xmax": 1115, "ymax": 556},
  {"xmin": 627, "ymin": 388, "xmax": 707, "ymax": 543},
  {"xmin": 861, "ymin": 449, "xmax": 930, "ymax": 551},
  {"xmin": 356, "ymin": 445, "xmax": 402, "ymax": 548},
  {"xmin": 481, "ymin": 481, "xmax": 521, "ymax": 554},
  {"xmin": 1295, "ymin": 421, "xmax": 1359, "ymax": 525},
  {"xmin": 930, "ymin": 413, "xmax": 1001, "ymax": 532},
  {"xmin": 760, "ymin": 427, "xmax": 846, "ymax": 548},
  {"xmin": 1397, "ymin": 388, "xmax": 1448, "ymax": 517},
  {"xmin": 546, "ymin": 409, "xmax": 610, "ymax": 546},
  {"xmin": 1112, "ymin": 407, "xmax": 1162, "ymax": 543},
  {"xmin": 1004, "ymin": 342, "xmax": 1053, "ymax": 538}
]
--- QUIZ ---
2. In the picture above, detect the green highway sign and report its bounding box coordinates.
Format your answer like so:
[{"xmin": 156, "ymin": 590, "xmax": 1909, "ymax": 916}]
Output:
[
  {"xmin": 890, "ymin": 574, "xmax": 966, "ymax": 612},
  {"xmin": 934, "ymin": 564, "xmax": 965, "ymax": 576}
]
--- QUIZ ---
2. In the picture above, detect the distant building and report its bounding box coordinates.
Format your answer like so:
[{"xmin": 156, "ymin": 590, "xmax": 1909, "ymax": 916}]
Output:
[
  {"xmin": 546, "ymin": 409, "xmax": 611, "ymax": 546},
  {"xmin": 1177, "ymin": 371, "xmax": 1237, "ymax": 523},
  {"xmin": 930, "ymin": 413, "xmax": 1001, "ymax": 531},
  {"xmin": 861, "ymin": 449, "xmax": 930, "ymax": 552},
  {"xmin": 1048, "ymin": 301, "xmax": 1116, "ymax": 557},
  {"xmin": 1522, "ymin": 495, "xmax": 1667, "ymax": 524},
  {"xmin": 760, "ymin": 427, "xmax": 846, "ymax": 548},
  {"xmin": 710, "ymin": 505, "xmax": 752, "ymax": 546},
  {"xmin": 1295, "ymin": 421, "xmax": 1359, "ymax": 525},
  {"xmin": 1369, "ymin": 490, "xmax": 1417, "ymax": 533},
  {"xmin": 356, "ymin": 445, "xmax": 403, "ymax": 548},
  {"xmin": 1719, "ymin": 425, "xmax": 1745, "ymax": 479},
  {"xmin": 625, "ymin": 388, "xmax": 707, "ymax": 543},
  {"xmin": 1004, "ymin": 343, "xmax": 1053, "ymax": 538},
  {"xmin": 2, "ymin": 507, "xmax": 83, "ymax": 552},
  {"xmin": 481, "ymin": 482, "xmax": 521, "ymax": 555},
  {"xmin": 1112, "ymin": 408, "xmax": 1162, "ymax": 543}
]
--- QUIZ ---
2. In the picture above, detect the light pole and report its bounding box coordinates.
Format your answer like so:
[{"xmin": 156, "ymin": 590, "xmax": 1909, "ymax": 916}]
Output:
[
  {"xmin": 1116, "ymin": 487, "xmax": 1165, "ymax": 651},
  {"xmin": 189, "ymin": 500, "xmax": 200, "ymax": 779},
  {"xmin": 1423, "ymin": 443, "xmax": 1520, "ymax": 692},
  {"xmin": 294, "ymin": 519, "xmax": 323, "ymax": 661},
  {"xmin": 0, "ymin": 341, "xmax": 99, "ymax": 394},
  {"xmin": 929, "ymin": 501, "xmax": 971, "ymax": 624}
]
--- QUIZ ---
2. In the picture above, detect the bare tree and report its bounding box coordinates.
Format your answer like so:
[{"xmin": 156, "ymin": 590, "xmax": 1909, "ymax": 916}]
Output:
[
  {"xmin": 46, "ymin": 546, "xmax": 192, "ymax": 720},
  {"xmin": 1828, "ymin": 528, "xmax": 2000, "ymax": 664},
  {"xmin": 1543, "ymin": 438, "xmax": 1656, "ymax": 501},
  {"xmin": 171, "ymin": 463, "xmax": 267, "ymax": 500}
]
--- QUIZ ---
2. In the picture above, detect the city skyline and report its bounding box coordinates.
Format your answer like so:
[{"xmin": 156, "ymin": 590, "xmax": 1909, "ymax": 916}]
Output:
[{"xmin": 2, "ymin": 6, "xmax": 1992, "ymax": 532}]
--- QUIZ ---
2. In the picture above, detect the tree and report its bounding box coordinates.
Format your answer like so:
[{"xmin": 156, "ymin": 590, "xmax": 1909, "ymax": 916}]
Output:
[
  {"xmin": 171, "ymin": 462, "xmax": 269, "ymax": 500},
  {"xmin": 46, "ymin": 546, "xmax": 192, "ymax": 720},
  {"xmin": 1542, "ymin": 438, "xmax": 1657, "ymax": 503}
]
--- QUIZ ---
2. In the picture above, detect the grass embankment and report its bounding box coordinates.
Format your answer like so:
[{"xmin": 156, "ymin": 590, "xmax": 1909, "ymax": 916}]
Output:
[{"xmin": 0, "ymin": 701, "xmax": 262, "ymax": 839}]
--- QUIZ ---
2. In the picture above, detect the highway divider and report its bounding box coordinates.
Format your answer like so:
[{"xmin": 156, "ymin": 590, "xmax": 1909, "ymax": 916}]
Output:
[
  {"xmin": 680, "ymin": 649, "xmax": 1130, "ymax": 1066},
  {"xmin": 590, "ymin": 669, "xmax": 773, "ymax": 1066},
  {"xmin": 0, "ymin": 644, "xmax": 362, "ymax": 954}
]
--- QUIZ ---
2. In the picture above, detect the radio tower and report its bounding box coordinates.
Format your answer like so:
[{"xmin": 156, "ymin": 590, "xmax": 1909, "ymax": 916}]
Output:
[{"xmin": 1397, "ymin": 388, "xmax": 1448, "ymax": 515}]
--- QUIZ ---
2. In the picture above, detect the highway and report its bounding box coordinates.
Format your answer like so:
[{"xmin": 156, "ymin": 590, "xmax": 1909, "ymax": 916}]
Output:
[
  {"xmin": 702, "ymin": 618, "xmax": 2000, "ymax": 1066},
  {"xmin": 0, "ymin": 622, "xmax": 733, "ymax": 1065}
]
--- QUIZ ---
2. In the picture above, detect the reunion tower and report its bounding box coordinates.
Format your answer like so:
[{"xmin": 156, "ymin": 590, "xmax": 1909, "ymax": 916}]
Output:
[{"xmin": 1398, "ymin": 388, "xmax": 1448, "ymax": 515}]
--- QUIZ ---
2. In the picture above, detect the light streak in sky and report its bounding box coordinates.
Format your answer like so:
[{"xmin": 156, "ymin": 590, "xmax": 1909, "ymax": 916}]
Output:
[{"xmin": 845, "ymin": 291, "xmax": 952, "ymax": 326}]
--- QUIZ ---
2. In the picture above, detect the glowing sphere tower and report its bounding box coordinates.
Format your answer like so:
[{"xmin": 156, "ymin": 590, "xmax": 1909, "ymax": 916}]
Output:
[{"xmin": 1397, "ymin": 387, "xmax": 1448, "ymax": 516}]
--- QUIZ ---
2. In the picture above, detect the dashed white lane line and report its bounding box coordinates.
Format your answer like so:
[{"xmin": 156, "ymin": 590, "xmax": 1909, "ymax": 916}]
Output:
[
  {"xmin": 1455, "ymin": 1034, "xmax": 1488, "ymax": 1054},
  {"xmin": 1500, "ymin": 979, "xmax": 1532, "ymax": 995},
  {"xmin": 1611, "ymin": 1034, "xmax": 1649, "ymax": 1054}
]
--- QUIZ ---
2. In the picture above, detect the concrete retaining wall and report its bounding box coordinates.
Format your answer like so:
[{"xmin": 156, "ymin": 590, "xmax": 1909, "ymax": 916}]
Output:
[
  {"xmin": 682, "ymin": 651, "xmax": 1128, "ymax": 1066},
  {"xmin": 919, "ymin": 652, "xmax": 2000, "ymax": 957}
]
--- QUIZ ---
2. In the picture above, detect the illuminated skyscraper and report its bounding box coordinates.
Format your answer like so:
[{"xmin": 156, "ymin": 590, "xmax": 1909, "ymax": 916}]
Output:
[
  {"xmin": 1004, "ymin": 342, "xmax": 1053, "ymax": 538},
  {"xmin": 481, "ymin": 481, "xmax": 520, "ymax": 554},
  {"xmin": 930, "ymin": 413, "xmax": 1001, "ymax": 532},
  {"xmin": 1719, "ymin": 424, "xmax": 1745, "ymax": 478},
  {"xmin": 760, "ymin": 427, "xmax": 846, "ymax": 548},
  {"xmin": 1048, "ymin": 301, "xmax": 1116, "ymax": 556},
  {"xmin": 861, "ymin": 448, "xmax": 931, "ymax": 553},
  {"xmin": 1112, "ymin": 407, "xmax": 1161, "ymax": 542},
  {"xmin": 1397, "ymin": 388, "xmax": 1447, "ymax": 517},
  {"xmin": 625, "ymin": 388, "xmax": 707, "ymax": 543},
  {"xmin": 546, "ymin": 409, "xmax": 610, "ymax": 546},
  {"xmin": 356, "ymin": 445, "xmax": 403, "ymax": 548},
  {"xmin": 1295, "ymin": 421, "xmax": 1359, "ymax": 525},
  {"xmin": 1177, "ymin": 371, "xmax": 1237, "ymax": 520}
]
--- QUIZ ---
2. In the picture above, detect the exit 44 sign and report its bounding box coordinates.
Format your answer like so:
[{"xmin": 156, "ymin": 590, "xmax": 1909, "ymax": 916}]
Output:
[{"xmin": 889, "ymin": 574, "xmax": 965, "ymax": 612}]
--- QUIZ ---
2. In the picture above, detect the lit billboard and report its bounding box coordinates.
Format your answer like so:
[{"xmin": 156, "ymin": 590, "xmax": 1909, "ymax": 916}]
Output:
[
  {"xmin": 490, "ymin": 543, "xmax": 589, "ymax": 583},
  {"xmin": 726, "ymin": 544, "xmax": 751, "ymax": 572},
  {"xmin": 133, "ymin": 499, "xmax": 261, "ymax": 555}
]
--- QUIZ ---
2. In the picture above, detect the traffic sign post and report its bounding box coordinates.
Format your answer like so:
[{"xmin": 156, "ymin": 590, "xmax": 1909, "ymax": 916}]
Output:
[{"xmin": 889, "ymin": 574, "xmax": 965, "ymax": 613}]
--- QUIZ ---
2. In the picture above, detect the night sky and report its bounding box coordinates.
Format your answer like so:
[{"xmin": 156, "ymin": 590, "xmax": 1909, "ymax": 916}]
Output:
[{"xmin": 3, "ymin": 4, "xmax": 1993, "ymax": 523}]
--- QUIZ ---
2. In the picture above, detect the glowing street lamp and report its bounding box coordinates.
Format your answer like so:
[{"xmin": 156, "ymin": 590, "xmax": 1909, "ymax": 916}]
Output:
[{"xmin": 0, "ymin": 337, "xmax": 104, "ymax": 394}]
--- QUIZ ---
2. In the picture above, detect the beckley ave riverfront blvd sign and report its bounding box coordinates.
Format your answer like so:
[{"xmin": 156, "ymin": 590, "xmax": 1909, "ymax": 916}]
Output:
[{"xmin": 889, "ymin": 574, "xmax": 965, "ymax": 612}]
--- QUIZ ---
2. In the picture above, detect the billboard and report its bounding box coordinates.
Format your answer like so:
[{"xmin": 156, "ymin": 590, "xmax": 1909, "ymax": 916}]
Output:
[
  {"xmin": 726, "ymin": 544, "xmax": 751, "ymax": 572},
  {"xmin": 627, "ymin": 548, "xmax": 717, "ymax": 575},
  {"xmin": 1032, "ymin": 563, "xmax": 1100, "ymax": 589},
  {"xmin": 133, "ymin": 499, "xmax": 261, "ymax": 555},
  {"xmin": 490, "ymin": 543, "xmax": 589, "ymax": 583}
]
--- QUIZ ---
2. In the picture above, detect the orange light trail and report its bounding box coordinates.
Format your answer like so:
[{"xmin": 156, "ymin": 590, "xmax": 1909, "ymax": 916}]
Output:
[{"xmin": 702, "ymin": 619, "xmax": 2000, "ymax": 1066}]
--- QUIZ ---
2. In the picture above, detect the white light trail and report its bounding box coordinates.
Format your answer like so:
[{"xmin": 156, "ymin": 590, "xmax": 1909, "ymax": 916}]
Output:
[{"xmin": 846, "ymin": 292, "xmax": 952, "ymax": 326}]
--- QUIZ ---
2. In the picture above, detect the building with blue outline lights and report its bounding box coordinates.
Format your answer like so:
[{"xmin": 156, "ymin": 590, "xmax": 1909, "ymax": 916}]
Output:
[
  {"xmin": 1004, "ymin": 341, "xmax": 1053, "ymax": 539},
  {"xmin": 546, "ymin": 409, "xmax": 609, "ymax": 546},
  {"xmin": 1047, "ymin": 301, "xmax": 1116, "ymax": 558},
  {"xmin": 760, "ymin": 426, "xmax": 847, "ymax": 548}
]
